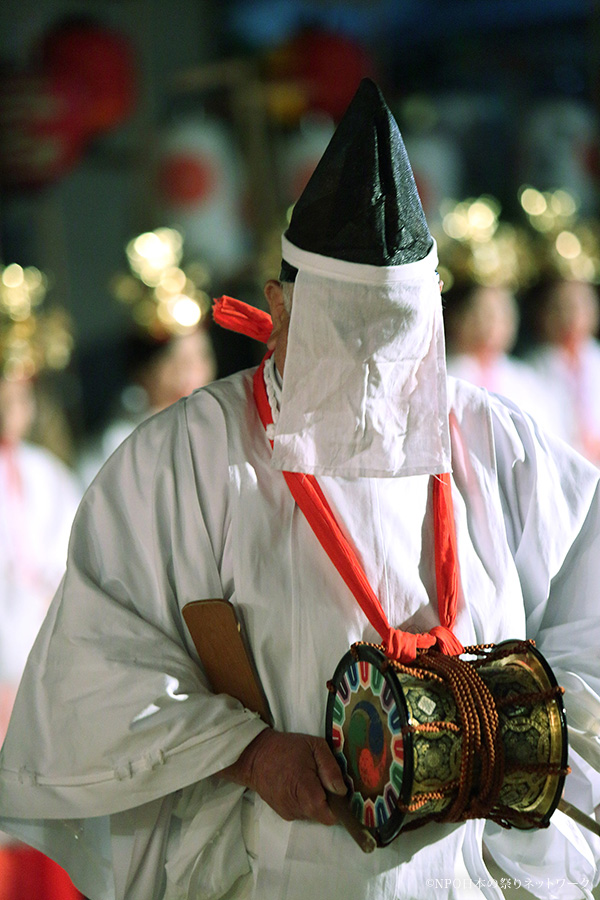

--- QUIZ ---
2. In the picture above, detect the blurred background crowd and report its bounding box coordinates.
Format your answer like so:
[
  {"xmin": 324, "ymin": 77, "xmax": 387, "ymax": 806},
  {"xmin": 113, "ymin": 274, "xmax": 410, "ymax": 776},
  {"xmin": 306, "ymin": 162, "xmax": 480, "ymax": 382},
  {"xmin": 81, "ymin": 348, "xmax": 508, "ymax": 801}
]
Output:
[{"xmin": 0, "ymin": 0, "xmax": 600, "ymax": 896}]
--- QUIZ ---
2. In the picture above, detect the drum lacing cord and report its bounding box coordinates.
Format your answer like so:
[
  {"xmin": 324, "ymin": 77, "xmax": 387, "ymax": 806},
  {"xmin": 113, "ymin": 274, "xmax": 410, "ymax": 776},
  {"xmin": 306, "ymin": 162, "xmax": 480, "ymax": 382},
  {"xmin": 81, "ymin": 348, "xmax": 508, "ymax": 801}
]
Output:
[
  {"xmin": 350, "ymin": 645, "xmax": 505, "ymax": 824},
  {"xmin": 496, "ymin": 686, "xmax": 565, "ymax": 711},
  {"xmin": 468, "ymin": 639, "xmax": 532, "ymax": 664},
  {"xmin": 469, "ymin": 641, "xmax": 567, "ymax": 722},
  {"xmin": 467, "ymin": 638, "xmax": 571, "ymax": 822},
  {"xmin": 409, "ymin": 651, "xmax": 505, "ymax": 823}
]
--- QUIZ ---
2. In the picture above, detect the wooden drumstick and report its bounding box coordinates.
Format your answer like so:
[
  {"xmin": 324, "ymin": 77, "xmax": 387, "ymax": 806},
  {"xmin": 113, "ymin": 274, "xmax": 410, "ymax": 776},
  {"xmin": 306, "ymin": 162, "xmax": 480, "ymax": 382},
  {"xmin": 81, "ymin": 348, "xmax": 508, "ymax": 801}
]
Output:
[
  {"xmin": 326, "ymin": 791, "xmax": 377, "ymax": 853},
  {"xmin": 558, "ymin": 799, "xmax": 600, "ymax": 837}
]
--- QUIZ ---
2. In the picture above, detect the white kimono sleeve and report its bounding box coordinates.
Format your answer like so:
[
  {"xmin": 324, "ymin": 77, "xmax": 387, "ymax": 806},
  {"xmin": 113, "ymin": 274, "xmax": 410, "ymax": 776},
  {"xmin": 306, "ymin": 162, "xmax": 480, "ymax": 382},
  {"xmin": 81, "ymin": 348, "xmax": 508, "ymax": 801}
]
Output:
[
  {"xmin": 483, "ymin": 396, "xmax": 600, "ymax": 900},
  {"xmin": 0, "ymin": 392, "xmax": 267, "ymax": 899}
]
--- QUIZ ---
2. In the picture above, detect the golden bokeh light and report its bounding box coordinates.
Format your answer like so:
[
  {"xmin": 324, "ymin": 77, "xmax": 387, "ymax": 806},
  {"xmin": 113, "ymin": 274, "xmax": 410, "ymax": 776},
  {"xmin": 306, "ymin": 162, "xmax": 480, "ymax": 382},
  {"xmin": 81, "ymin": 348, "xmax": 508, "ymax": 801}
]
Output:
[
  {"xmin": 436, "ymin": 196, "xmax": 534, "ymax": 290},
  {"xmin": 115, "ymin": 227, "xmax": 210, "ymax": 338},
  {"xmin": 169, "ymin": 295, "xmax": 202, "ymax": 329},
  {"xmin": 555, "ymin": 231, "xmax": 582, "ymax": 260},
  {"xmin": 2, "ymin": 263, "xmax": 24, "ymax": 289},
  {"xmin": 0, "ymin": 264, "xmax": 73, "ymax": 380},
  {"xmin": 519, "ymin": 186, "xmax": 547, "ymax": 217}
]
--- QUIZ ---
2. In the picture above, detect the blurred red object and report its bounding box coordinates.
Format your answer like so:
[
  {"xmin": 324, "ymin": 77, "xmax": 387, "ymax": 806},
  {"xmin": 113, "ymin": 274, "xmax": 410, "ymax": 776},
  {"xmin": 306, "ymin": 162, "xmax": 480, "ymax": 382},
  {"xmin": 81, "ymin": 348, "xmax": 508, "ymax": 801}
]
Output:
[
  {"xmin": 266, "ymin": 28, "xmax": 375, "ymax": 123},
  {"xmin": 0, "ymin": 845, "xmax": 83, "ymax": 900},
  {"xmin": 0, "ymin": 71, "xmax": 87, "ymax": 187},
  {"xmin": 158, "ymin": 153, "xmax": 219, "ymax": 207},
  {"xmin": 0, "ymin": 21, "xmax": 136, "ymax": 189},
  {"xmin": 293, "ymin": 29, "xmax": 375, "ymax": 120},
  {"xmin": 40, "ymin": 21, "xmax": 136, "ymax": 136}
]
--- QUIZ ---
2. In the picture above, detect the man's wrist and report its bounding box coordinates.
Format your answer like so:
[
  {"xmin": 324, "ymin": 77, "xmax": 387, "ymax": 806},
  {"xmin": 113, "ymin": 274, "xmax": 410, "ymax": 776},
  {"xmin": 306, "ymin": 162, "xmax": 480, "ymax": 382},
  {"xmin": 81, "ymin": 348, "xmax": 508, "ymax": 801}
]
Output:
[{"xmin": 218, "ymin": 727, "xmax": 272, "ymax": 790}]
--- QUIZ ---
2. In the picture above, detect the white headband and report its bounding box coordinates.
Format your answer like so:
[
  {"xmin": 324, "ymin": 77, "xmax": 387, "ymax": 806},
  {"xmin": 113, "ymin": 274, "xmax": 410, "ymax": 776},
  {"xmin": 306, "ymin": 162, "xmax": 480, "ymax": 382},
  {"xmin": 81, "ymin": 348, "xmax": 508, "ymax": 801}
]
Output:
[{"xmin": 281, "ymin": 234, "xmax": 439, "ymax": 285}]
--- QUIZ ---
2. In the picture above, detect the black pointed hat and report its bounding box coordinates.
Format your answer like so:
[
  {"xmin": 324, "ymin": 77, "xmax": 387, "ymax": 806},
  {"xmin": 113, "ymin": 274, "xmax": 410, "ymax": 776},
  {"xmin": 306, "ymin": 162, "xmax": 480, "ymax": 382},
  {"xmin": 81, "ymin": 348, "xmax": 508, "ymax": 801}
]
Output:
[{"xmin": 280, "ymin": 78, "xmax": 432, "ymax": 281}]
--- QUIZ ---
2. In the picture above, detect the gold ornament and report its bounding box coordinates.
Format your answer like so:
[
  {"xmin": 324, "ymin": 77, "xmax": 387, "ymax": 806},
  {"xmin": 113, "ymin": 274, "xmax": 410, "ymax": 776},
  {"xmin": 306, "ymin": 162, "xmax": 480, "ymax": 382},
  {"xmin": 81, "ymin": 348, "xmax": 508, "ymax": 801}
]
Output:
[
  {"xmin": 517, "ymin": 185, "xmax": 600, "ymax": 284},
  {"xmin": 434, "ymin": 196, "xmax": 537, "ymax": 294},
  {"xmin": 0, "ymin": 263, "xmax": 74, "ymax": 381},
  {"xmin": 112, "ymin": 227, "xmax": 211, "ymax": 338}
]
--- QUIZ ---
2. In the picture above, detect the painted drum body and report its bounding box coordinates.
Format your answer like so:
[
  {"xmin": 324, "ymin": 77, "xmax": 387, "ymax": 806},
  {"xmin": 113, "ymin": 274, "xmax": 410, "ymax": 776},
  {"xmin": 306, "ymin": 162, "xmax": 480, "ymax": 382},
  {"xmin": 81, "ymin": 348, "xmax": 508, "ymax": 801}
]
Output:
[{"xmin": 325, "ymin": 640, "xmax": 567, "ymax": 847}]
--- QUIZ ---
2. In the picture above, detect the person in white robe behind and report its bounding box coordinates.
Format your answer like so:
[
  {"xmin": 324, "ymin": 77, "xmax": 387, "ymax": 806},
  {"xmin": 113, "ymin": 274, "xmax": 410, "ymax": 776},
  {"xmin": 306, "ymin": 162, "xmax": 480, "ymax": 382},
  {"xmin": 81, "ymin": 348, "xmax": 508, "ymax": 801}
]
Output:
[
  {"xmin": 0, "ymin": 79, "xmax": 599, "ymax": 900},
  {"xmin": 0, "ymin": 377, "xmax": 81, "ymax": 742},
  {"xmin": 524, "ymin": 277, "xmax": 600, "ymax": 466},
  {"xmin": 78, "ymin": 314, "xmax": 217, "ymax": 488},
  {"xmin": 0, "ymin": 267, "xmax": 81, "ymax": 747},
  {"xmin": 443, "ymin": 280, "xmax": 556, "ymax": 433},
  {"xmin": 0, "ymin": 285, "xmax": 83, "ymax": 900}
]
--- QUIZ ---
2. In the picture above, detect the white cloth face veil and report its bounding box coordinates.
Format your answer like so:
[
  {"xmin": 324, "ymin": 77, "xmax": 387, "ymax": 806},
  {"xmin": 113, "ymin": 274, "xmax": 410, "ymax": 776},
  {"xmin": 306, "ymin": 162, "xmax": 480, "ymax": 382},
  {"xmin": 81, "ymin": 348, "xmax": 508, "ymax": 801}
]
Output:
[{"xmin": 271, "ymin": 236, "xmax": 451, "ymax": 479}]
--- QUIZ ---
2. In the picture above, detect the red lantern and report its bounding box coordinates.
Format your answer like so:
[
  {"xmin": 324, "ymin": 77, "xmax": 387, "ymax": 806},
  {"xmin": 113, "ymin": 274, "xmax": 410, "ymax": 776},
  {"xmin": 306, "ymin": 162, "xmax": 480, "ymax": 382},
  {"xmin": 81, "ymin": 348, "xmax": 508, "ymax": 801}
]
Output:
[
  {"xmin": 0, "ymin": 70, "xmax": 88, "ymax": 188},
  {"xmin": 294, "ymin": 29, "xmax": 375, "ymax": 120},
  {"xmin": 0, "ymin": 21, "xmax": 137, "ymax": 189},
  {"xmin": 266, "ymin": 28, "xmax": 376, "ymax": 122},
  {"xmin": 39, "ymin": 21, "xmax": 137, "ymax": 137}
]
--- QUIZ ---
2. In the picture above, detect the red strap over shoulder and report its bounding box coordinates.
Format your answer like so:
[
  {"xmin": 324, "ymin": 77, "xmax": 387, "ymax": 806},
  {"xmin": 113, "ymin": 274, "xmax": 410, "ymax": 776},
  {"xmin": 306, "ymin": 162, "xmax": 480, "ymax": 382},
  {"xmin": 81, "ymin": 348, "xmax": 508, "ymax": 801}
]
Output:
[
  {"xmin": 212, "ymin": 298, "xmax": 464, "ymax": 664},
  {"xmin": 252, "ymin": 357, "xmax": 464, "ymax": 664}
]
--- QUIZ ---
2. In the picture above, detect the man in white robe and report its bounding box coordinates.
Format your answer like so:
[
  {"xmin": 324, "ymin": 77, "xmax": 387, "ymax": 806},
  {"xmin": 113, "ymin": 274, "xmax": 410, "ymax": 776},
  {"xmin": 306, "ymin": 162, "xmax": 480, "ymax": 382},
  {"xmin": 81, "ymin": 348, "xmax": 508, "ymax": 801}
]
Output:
[{"xmin": 0, "ymin": 79, "xmax": 599, "ymax": 900}]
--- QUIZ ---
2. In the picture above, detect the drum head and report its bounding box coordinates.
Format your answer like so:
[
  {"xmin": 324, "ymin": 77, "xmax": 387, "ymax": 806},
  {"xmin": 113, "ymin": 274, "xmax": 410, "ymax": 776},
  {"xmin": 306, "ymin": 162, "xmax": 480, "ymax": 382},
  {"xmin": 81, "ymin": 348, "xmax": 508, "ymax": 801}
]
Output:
[{"xmin": 325, "ymin": 644, "xmax": 413, "ymax": 846}]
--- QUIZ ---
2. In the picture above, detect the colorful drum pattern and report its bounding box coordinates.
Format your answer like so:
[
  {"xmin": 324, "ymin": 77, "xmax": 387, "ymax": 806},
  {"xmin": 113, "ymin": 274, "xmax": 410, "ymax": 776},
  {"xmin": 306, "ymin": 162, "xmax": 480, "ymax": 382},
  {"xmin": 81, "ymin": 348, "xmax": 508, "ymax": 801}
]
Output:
[{"xmin": 328, "ymin": 644, "xmax": 412, "ymax": 845}]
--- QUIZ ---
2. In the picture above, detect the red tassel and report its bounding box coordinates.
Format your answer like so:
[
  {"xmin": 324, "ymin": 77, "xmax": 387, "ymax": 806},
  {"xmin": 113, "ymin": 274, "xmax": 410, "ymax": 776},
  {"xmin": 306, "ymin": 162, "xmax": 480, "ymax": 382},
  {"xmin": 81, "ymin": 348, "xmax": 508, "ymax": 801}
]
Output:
[{"xmin": 212, "ymin": 296, "xmax": 273, "ymax": 344}]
